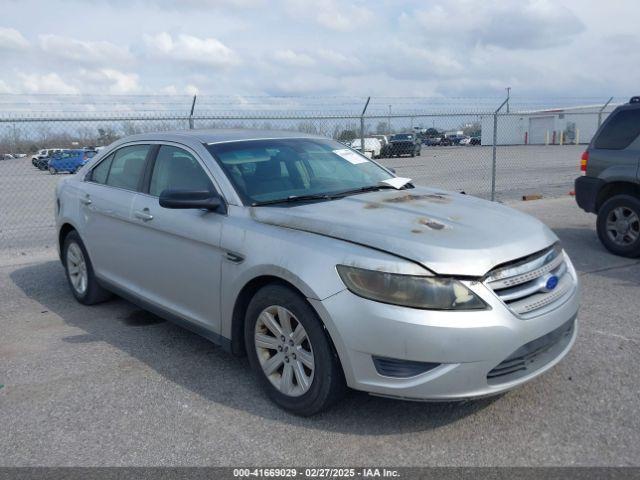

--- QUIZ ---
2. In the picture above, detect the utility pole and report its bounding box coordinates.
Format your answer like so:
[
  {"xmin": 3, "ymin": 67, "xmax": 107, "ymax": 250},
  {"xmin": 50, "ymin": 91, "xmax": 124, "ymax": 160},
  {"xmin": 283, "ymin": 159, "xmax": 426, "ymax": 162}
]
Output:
[{"xmin": 506, "ymin": 87, "xmax": 511, "ymax": 114}]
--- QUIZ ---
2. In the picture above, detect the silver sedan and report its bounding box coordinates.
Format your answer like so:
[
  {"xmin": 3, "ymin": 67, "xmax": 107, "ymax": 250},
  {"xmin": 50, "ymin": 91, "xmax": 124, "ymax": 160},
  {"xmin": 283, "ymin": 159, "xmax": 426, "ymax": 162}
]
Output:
[{"xmin": 55, "ymin": 130, "xmax": 579, "ymax": 415}]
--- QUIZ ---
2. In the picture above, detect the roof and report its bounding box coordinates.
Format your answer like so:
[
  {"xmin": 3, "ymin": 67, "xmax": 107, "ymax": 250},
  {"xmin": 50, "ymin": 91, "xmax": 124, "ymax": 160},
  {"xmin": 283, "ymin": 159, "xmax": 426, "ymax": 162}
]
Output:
[{"xmin": 120, "ymin": 128, "xmax": 325, "ymax": 145}]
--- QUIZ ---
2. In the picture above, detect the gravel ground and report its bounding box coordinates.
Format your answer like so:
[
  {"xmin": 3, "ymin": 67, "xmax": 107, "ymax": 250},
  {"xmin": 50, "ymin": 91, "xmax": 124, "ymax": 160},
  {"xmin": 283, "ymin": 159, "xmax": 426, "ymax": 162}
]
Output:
[{"xmin": 1, "ymin": 196, "xmax": 639, "ymax": 466}]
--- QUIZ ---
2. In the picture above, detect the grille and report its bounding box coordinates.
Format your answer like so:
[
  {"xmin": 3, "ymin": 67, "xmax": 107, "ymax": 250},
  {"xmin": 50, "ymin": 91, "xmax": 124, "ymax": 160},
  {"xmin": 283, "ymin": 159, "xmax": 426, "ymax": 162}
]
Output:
[
  {"xmin": 487, "ymin": 317, "xmax": 575, "ymax": 382},
  {"xmin": 485, "ymin": 243, "xmax": 575, "ymax": 317}
]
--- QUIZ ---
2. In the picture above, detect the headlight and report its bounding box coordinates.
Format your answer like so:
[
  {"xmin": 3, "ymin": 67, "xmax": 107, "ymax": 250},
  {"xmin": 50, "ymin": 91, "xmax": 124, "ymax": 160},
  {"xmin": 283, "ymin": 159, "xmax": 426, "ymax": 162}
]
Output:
[{"xmin": 336, "ymin": 265, "xmax": 488, "ymax": 310}]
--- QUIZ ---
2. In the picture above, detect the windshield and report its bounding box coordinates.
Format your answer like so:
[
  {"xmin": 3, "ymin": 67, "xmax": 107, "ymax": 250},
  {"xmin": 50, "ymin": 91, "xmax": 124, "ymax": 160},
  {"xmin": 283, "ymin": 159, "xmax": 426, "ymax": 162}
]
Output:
[
  {"xmin": 390, "ymin": 134, "xmax": 413, "ymax": 140},
  {"xmin": 206, "ymin": 138, "xmax": 395, "ymax": 205}
]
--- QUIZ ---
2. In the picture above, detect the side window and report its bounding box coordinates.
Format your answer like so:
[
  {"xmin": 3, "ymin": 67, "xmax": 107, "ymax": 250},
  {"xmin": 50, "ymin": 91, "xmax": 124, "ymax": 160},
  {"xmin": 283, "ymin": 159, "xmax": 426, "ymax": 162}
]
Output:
[
  {"xmin": 149, "ymin": 145, "xmax": 214, "ymax": 196},
  {"xmin": 595, "ymin": 109, "xmax": 640, "ymax": 150},
  {"xmin": 105, "ymin": 145, "xmax": 151, "ymax": 191},
  {"xmin": 90, "ymin": 153, "xmax": 114, "ymax": 184}
]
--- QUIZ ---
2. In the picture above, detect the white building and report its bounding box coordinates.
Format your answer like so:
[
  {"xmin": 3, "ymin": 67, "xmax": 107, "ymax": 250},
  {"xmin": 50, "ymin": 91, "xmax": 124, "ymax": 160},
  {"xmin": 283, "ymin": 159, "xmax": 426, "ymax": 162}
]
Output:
[{"xmin": 480, "ymin": 103, "xmax": 620, "ymax": 145}]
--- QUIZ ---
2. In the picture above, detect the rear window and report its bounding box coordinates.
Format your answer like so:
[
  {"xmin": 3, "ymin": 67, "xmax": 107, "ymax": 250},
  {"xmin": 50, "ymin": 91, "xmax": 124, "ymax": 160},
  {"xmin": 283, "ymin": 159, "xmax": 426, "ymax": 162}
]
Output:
[{"xmin": 595, "ymin": 109, "xmax": 640, "ymax": 150}]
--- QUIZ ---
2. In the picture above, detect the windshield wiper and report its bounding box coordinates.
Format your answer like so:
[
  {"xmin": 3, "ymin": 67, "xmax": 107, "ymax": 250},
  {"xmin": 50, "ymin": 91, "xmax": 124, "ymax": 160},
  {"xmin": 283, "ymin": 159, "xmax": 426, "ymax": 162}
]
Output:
[
  {"xmin": 251, "ymin": 182, "xmax": 413, "ymax": 206},
  {"xmin": 332, "ymin": 181, "xmax": 413, "ymax": 199},
  {"xmin": 251, "ymin": 193, "xmax": 334, "ymax": 206}
]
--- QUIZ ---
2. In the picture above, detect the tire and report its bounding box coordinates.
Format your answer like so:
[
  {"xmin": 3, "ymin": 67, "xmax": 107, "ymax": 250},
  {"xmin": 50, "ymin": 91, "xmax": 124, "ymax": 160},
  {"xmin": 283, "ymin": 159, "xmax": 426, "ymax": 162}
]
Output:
[
  {"xmin": 49, "ymin": 166, "xmax": 56, "ymax": 175},
  {"xmin": 244, "ymin": 284, "xmax": 346, "ymax": 416},
  {"xmin": 596, "ymin": 194, "xmax": 640, "ymax": 258},
  {"xmin": 62, "ymin": 230, "xmax": 112, "ymax": 305}
]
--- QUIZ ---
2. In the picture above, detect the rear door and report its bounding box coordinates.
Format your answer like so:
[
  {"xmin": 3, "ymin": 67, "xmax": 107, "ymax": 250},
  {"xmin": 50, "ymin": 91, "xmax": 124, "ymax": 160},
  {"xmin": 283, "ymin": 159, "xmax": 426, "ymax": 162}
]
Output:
[
  {"xmin": 128, "ymin": 143, "xmax": 224, "ymax": 332},
  {"xmin": 589, "ymin": 107, "xmax": 640, "ymax": 179},
  {"xmin": 80, "ymin": 143, "xmax": 153, "ymax": 290}
]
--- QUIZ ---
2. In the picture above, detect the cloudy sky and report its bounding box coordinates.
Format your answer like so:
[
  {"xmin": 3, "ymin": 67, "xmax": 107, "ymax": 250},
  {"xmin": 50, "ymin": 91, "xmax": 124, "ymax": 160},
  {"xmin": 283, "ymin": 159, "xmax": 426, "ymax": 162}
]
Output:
[{"xmin": 0, "ymin": 0, "xmax": 638, "ymax": 99}]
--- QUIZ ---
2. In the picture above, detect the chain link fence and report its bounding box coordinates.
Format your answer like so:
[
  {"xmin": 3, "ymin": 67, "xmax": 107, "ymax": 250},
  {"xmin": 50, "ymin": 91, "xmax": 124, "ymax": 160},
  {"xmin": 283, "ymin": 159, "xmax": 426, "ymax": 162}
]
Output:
[{"xmin": 0, "ymin": 94, "xmax": 622, "ymax": 253}]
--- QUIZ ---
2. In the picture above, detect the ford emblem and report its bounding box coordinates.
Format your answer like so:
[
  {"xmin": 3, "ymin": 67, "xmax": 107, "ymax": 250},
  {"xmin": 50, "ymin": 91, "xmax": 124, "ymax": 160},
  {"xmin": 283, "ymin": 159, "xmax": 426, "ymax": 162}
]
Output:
[{"xmin": 545, "ymin": 275, "xmax": 559, "ymax": 291}]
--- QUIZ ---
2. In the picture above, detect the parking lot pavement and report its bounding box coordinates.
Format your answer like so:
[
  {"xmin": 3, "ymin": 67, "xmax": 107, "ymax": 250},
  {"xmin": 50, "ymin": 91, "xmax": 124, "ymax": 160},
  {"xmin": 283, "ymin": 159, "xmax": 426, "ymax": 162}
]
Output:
[{"xmin": 1, "ymin": 197, "xmax": 639, "ymax": 466}]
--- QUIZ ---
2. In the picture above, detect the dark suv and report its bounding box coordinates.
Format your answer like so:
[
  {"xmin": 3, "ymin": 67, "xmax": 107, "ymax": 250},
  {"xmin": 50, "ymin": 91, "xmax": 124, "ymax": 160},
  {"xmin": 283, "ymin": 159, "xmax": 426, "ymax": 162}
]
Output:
[
  {"xmin": 384, "ymin": 133, "xmax": 421, "ymax": 157},
  {"xmin": 575, "ymin": 96, "xmax": 640, "ymax": 257}
]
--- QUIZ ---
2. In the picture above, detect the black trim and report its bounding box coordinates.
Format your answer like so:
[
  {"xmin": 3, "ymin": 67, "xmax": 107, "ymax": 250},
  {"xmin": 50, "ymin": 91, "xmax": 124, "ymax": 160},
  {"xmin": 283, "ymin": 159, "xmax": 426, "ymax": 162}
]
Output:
[
  {"xmin": 487, "ymin": 317, "xmax": 575, "ymax": 381},
  {"xmin": 98, "ymin": 277, "xmax": 232, "ymax": 353},
  {"xmin": 575, "ymin": 176, "xmax": 604, "ymax": 213},
  {"xmin": 140, "ymin": 144, "xmax": 160, "ymax": 194},
  {"xmin": 372, "ymin": 356, "xmax": 440, "ymax": 378}
]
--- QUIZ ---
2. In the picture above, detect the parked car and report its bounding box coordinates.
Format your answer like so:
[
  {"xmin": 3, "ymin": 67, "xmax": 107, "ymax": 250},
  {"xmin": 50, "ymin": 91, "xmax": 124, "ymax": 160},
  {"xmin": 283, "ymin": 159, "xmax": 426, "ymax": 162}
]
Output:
[
  {"xmin": 436, "ymin": 136, "xmax": 453, "ymax": 146},
  {"xmin": 35, "ymin": 154, "xmax": 53, "ymax": 170},
  {"xmin": 56, "ymin": 130, "xmax": 579, "ymax": 415},
  {"xmin": 469, "ymin": 136, "xmax": 481, "ymax": 146},
  {"xmin": 351, "ymin": 137, "xmax": 383, "ymax": 158},
  {"xmin": 1, "ymin": 153, "xmax": 14, "ymax": 160},
  {"xmin": 32, "ymin": 148, "xmax": 62, "ymax": 168},
  {"xmin": 48, "ymin": 149, "xmax": 97, "ymax": 174},
  {"xmin": 422, "ymin": 136, "xmax": 441, "ymax": 147},
  {"xmin": 575, "ymin": 96, "xmax": 640, "ymax": 257},
  {"xmin": 459, "ymin": 137, "xmax": 472, "ymax": 146},
  {"xmin": 384, "ymin": 133, "xmax": 421, "ymax": 157},
  {"xmin": 449, "ymin": 135, "xmax": 467, "ymax": 145}
]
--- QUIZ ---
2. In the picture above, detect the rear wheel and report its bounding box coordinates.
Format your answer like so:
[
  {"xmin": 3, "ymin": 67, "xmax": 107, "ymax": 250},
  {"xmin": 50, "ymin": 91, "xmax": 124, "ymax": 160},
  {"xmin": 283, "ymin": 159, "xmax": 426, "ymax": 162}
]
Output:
[
  {"xmin": 244, "ymin": 284, "xmax": 346, "ymax": 416},
  {"xmin": 63, "ymin": 231, "xmax": 112, "ymax": 304},
  {"xmin": 597, "ymin": 194, "xmax": 640, "ymax": 257},
  {"xmin": 48, "ymin": 166, "xmax": 56, "ymax": 175}
]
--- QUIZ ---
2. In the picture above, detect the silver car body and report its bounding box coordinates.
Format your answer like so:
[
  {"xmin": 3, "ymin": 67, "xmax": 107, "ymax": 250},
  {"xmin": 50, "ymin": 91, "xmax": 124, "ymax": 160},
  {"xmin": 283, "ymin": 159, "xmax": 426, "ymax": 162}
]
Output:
[{"xmin": 55, "ymin": 130, "xmax": 579, "ymax": 401}]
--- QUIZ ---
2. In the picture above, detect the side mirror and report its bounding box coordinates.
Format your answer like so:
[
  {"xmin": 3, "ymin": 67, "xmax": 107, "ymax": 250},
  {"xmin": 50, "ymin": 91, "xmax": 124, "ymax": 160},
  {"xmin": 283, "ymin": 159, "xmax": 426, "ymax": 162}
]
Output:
[{"xmin": 159, "ymin": 189, "xmax": 226, "ymax": 213}]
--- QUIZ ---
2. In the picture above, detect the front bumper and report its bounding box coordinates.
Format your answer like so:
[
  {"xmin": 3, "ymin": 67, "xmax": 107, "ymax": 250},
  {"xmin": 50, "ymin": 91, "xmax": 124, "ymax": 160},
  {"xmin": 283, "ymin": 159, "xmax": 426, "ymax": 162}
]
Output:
[
  {"xmin": 388, "ymin": 143, "xmax": 415, "ymax": 155},
  {"xmin": 310, "ymin": 260, "xmax": 579, "ymax": 401}
]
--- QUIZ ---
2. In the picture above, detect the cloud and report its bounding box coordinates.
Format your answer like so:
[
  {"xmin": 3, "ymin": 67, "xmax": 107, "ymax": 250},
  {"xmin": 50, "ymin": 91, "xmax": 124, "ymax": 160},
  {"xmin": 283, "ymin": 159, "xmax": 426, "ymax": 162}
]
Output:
[
  {"xmin": 38, "ymin": 34, "xmax": 133, "ymax": 65},
  {"xmin": 264, "ymin": 73, "xmax": 342, "ymax": 96},
  {"xmin": 0, "ymin": 27, "xmax": 29, "ymax": 50},
  {"xmin": 144, "ymin": 32, "xmax": 239, "ymax": 68},
  {"xmin": 0, "ymin": 79, "xmax": 14, "ymax": 93},
  {"xmin": 272, "ymin": 49, "xmax": 315, "ymax": 67},
  {"xmin": 78, "ymin": 69, "xmax": 139, "ymax": 93},
  {"xmin": 284, "ymin": 0, "xmax": 374, "ymax": 31},
  {"xmin": 17, "ymin": 72, "xmax": 80, "ymax": 94},
  {"xmin": 408, "ymin": 0, "xmax": 585, "ymax": 50}
]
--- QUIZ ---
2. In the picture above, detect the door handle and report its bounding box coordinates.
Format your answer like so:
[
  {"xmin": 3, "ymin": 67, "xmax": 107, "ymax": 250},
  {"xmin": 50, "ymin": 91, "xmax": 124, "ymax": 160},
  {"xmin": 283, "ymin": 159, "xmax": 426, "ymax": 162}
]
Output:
[
  {"xmin": 134, "ymin": 209, "xmax": 154, "ymax": 221},
  {"xmin": 80, "ymin": 195, "xmax": 92, "ymax": 206}
]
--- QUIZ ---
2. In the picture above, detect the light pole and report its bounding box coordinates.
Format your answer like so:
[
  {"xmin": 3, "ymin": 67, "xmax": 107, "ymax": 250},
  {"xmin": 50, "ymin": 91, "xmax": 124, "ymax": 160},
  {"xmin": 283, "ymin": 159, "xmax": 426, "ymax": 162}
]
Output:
[
  {"xmin": 388, "ymin": 105, "xmax": 392, "ymax": 135},
  {"xmin": 506, "ymin": 86, "xmax": 511, "ymax": 113}
]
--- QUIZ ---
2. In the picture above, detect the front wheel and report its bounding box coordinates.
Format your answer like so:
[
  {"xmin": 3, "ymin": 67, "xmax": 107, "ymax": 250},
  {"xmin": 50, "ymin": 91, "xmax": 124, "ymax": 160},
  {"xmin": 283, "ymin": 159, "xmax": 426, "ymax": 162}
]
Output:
[
  {"xmin": 596, "ymin": 194, "xmax": 640, "ymax": 257},
  {"xmin": 244, "ymin": 284, "xmax": 346, "ymax": 416}
]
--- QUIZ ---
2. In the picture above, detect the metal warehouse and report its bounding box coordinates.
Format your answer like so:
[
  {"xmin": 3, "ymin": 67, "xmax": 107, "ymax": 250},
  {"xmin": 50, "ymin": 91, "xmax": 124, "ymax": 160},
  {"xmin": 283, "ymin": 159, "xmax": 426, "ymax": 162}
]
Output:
[{"xmin": 481, "ymin": 102, "xmax": 620, "ymax": 145}]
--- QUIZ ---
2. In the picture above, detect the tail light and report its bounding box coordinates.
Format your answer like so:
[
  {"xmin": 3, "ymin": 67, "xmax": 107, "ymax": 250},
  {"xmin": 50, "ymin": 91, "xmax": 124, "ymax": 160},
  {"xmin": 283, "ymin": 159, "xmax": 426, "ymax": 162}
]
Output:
[{"xmin": 580, "ymin": 150, "xmax": 589, "ymax": 174}]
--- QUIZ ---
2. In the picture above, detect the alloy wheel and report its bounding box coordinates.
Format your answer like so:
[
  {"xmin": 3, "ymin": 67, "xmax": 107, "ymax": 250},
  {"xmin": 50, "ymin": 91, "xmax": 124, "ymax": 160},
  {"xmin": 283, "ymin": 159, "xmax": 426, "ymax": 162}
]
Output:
[
  {"xmin": 254, "ymin": 305, "xmax": 315, "ymax": 397},
  {"xmin": 606, "ymin": 206, "xmax": 640, "ymax": 246},
  {"xmin": 66, "ymin": 242, "xmax": 88, "ymax": 295}
]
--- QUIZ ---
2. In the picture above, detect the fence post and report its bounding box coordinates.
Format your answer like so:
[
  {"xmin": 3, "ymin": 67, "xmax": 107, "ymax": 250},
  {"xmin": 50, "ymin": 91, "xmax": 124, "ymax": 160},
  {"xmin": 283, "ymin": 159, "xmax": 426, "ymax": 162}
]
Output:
[
  {"xmin": 359, "ymin": 97, "xmax": 371, "ymax": 155},
  {"xmin": 188, "ymin": 95, "xmax": 197, "ymax": 130},
  {"xmin": 491, "ymin": 97, "xmax": 509, "ymax": 202},
  {"xmin": 598, "ymin": 96, "xmax": 613, "ymax": 128},
  {"xmin": 491, "ymin": 96, "xmax": 509, "ymax": 201}
]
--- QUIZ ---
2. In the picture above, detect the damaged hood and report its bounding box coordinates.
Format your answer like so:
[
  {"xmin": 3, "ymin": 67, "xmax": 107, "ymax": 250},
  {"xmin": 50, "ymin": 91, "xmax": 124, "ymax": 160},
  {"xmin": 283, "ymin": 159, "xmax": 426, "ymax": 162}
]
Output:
[{"xmin": 251, "ymin": 187, "xmax": 558, "ymax": 277}]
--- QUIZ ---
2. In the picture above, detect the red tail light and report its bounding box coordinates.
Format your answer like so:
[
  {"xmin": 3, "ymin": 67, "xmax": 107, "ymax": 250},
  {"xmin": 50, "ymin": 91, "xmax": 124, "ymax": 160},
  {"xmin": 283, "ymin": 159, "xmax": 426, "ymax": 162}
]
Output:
[{"xmin": 580, "ymin": 150, "xmax": 589, "ymax": 174}]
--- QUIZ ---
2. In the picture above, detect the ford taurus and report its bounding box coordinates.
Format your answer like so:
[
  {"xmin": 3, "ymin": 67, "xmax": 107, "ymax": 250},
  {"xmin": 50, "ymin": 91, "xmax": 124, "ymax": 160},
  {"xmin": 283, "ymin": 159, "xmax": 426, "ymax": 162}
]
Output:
[{"xmin": 55, "ymin": 130, "xmax": 579, "ymax": 415}]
